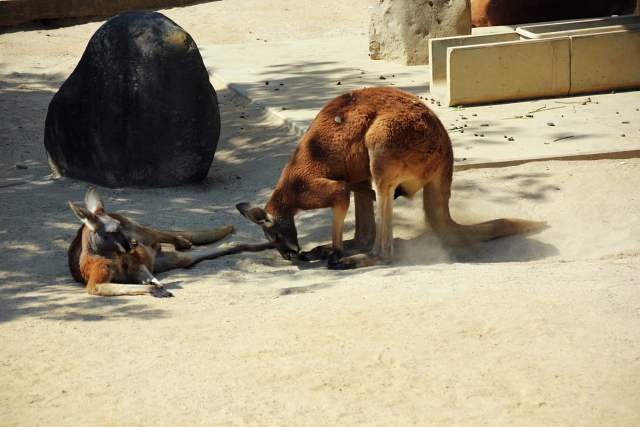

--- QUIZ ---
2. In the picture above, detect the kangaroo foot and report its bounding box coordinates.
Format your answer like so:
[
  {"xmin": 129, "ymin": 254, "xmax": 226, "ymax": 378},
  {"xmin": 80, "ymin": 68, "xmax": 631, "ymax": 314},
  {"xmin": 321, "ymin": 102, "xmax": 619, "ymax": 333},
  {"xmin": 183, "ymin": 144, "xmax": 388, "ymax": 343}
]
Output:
[
  {"xmin": 299, "ymin": 238, "xmax": 375, "ymax": 262},
  {"xmin": 298, "ymin": 244, "xmax": 334, "ymax": 262},
  {"xmin": 150, "ymin": 285, "xmax": 174, "ymax": 298},
  {"xmin": 326, "ymin": 250, "xmax": 347, "ymax": 269},
  {"xmin": 173, "ymin": 236, "xmax": 193, "ymax": 250},
  {"xmin": 143, "ymin": 279, "xmax": 174, "ymax": 298},
  {"xmin": 327, "ymin": 252, "xmax": 390, "ymax": 270}
]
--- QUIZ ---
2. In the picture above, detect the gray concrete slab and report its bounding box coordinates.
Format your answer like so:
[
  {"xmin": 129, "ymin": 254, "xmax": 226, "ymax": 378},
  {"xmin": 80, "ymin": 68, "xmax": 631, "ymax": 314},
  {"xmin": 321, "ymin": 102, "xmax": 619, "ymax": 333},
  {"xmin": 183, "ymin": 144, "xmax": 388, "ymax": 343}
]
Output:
[{"xmin": 200, "ymin": 36, "xmax": 640, "ymax": 170}]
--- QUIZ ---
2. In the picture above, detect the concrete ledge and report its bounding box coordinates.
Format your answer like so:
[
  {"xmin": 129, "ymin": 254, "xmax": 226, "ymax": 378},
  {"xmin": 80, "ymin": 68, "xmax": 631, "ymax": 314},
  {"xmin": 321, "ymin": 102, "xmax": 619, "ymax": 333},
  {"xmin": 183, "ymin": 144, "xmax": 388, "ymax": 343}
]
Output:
[
  {"xmin": 429, "ymin": 32, "xmax": 520, "ymax": 103},
  {"xmin": 516, "ymin": 14, "xmax": 640, "ymax": 39},
  {"xmin": 447, "ymin": 37, "xmax": 570, "ymax": 106},
  {"xmin": 570, "ymin": 29, "xmax": 640, "ymax": 94},
  {"xmin": 430, "ymin": 15, "xmax": 640, "ymax": 106},
  {"xmin": 0, "ymin": 0, "xmax": 202, "ymax": 27}
]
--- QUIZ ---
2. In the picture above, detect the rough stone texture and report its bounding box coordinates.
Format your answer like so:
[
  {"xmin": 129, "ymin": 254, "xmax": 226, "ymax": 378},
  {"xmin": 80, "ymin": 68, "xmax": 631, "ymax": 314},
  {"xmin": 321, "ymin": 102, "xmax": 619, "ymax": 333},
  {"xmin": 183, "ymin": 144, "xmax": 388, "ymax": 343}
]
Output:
[
  {"xmin": 369, "ymin": 0, "xmax": 472, "ymax": 65},
  {"xmin": 44, "ymin": 11, "xmax": 220, "ymax": 188}
]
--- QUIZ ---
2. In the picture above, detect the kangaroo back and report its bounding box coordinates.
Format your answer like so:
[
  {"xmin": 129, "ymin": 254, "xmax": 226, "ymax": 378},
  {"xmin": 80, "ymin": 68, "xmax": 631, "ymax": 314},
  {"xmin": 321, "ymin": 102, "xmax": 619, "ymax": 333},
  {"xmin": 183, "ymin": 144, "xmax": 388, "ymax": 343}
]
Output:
[
  {"xmin": 68, "ymin": 226, "xmax": 85, "ymax": 283},
  {"xmin": 238, "ymin": 87, "xmax": 546, "ymax": 269}
]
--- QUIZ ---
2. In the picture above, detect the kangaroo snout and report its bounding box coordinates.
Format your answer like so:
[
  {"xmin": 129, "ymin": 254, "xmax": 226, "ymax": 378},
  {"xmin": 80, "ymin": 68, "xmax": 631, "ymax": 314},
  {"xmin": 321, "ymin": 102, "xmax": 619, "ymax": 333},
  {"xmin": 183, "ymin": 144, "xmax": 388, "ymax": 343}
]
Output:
[{"xmin": 118, "ymin": 233, "xmax": 138, "ymax": 253}]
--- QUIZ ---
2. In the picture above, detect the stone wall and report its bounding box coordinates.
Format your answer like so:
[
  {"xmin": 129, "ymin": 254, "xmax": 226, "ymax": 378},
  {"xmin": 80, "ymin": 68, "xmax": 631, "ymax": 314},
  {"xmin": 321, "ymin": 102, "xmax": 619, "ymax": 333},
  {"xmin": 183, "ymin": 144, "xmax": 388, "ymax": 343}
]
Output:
[{"xmin": 369, "ymin": 0, "xmax": 472, "ymax": 65}]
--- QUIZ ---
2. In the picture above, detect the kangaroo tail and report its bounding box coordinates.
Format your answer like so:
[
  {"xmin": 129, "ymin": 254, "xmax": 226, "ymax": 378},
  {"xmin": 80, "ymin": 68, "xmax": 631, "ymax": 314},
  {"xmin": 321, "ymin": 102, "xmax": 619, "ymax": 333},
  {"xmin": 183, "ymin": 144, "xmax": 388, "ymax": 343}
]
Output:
[
  {"xmin": 154, "ymin": 241, "xmax": 274, "ymax": 272},
  {"xmin": 452, "ymin": 218, "xmax": 547, "ymax": 247},
  {"xmin": 161, "ymin": 225, "xmax": 235, "ymax": 245}
]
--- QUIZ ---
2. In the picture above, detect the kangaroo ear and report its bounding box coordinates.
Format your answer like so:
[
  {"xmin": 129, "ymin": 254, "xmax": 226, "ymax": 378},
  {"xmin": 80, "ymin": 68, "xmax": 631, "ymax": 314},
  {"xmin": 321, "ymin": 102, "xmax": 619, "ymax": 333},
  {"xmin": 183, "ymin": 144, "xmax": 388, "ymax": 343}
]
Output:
[
  {"xmin": 236, "ymin": 203, "xmax": 274, "ymax": 228},
  {"xmin": 69, "ymin": 201, "xmax": 101, "ymax": 231},
  {"xmin": 84, "ymin": 187, "xmax": 105, "ymax": 214}
]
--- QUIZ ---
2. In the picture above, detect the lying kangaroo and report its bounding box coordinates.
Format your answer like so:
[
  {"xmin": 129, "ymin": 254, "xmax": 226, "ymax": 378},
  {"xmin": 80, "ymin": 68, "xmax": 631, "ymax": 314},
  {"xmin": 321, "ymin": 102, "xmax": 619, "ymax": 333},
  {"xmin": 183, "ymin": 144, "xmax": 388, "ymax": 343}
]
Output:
[
  {"xmin": 238, "ymin": 87, "xmax": 546, "ymax": 270},
  {"xmin": 69, "ymin": 187, "xmax": 272, "ymax": 297}
]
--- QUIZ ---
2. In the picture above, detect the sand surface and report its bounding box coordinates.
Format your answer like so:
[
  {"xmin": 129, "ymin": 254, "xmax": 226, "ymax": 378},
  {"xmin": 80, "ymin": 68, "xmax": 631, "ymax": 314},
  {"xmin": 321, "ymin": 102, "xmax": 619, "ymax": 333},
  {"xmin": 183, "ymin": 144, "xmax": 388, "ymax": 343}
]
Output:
[{"xmin": 1, "ymin": 1, "xmax": 639, "ymax": 425}]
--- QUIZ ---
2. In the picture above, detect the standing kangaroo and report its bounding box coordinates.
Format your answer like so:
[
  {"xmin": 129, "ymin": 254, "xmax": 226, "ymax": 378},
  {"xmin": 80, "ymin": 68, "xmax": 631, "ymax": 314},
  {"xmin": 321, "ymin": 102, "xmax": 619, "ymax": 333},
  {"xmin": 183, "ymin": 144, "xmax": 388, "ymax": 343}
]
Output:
[
  {"xmin": 69, "ymin": 188, "xmax": 272, "ymax": 297},
  {"xmin": 237, "ymin": 87, "xmax": 546, "ymax": 270}
]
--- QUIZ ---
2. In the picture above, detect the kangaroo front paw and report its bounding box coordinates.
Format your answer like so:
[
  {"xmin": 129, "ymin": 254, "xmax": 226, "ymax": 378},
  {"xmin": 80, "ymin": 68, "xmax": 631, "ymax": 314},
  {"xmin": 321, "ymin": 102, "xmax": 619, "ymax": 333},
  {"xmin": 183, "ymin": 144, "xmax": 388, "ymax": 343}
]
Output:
[
  {"xmin": 326, "ymin": 250, "xmax": 357, "ymax": 270},
  {"xmin": 298, "ymin": 245, "xmax": 334, "ymax": 262},
  {"xmin": 150, "ymin": 285, "xmax": 174, "ymax": 298}
]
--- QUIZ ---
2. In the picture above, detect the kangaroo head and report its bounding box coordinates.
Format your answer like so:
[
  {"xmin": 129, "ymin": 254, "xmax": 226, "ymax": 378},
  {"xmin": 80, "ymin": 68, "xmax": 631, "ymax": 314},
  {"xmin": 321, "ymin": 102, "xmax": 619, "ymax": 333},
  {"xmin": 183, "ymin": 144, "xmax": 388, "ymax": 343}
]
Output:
[
  {"xmin": 69, "ymin": 188, "xmax": 138, "ymax": 255},
  {"xmin": 236, "ymin": 202, "xmax": 300, "ymax": 260}
]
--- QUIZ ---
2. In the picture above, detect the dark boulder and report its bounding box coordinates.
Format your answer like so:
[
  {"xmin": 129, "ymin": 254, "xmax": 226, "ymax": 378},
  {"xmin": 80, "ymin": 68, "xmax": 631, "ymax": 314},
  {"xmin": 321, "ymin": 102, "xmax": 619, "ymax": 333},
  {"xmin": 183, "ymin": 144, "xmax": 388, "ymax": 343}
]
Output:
[{"xmin": 44, "ymin": 11, "xmax": 220, "ymax": 188}]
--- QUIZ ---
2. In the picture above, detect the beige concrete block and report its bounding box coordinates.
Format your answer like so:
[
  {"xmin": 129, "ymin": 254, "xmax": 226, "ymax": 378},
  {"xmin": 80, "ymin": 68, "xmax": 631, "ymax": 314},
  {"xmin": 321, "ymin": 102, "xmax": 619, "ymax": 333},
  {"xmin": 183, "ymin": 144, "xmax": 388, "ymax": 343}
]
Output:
[
  {"xmin": 517, "ymin": 15, "xmax": 640, "ymax": 39},
  {"xmin": 446, "ymin": 37, "xmax": 571, "ymax": 106},
  {"xmin": 569, "ymin": 29, "xmax": 640, "ymax": 94},
  {"xmin": 429, "ymin": 15, "xmax": 640, "ymax": 106},
  {"xmin": 429, "ymin": 32, "xmax": 519, "ymax": 102}
]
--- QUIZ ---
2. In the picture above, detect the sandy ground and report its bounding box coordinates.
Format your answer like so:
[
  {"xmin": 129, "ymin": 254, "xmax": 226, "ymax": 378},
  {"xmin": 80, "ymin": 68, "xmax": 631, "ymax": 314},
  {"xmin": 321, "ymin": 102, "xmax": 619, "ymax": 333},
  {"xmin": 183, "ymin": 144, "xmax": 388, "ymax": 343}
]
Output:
[{"xmin": 1, "ymin": 1, "xmax": 639, "ymax": 425}]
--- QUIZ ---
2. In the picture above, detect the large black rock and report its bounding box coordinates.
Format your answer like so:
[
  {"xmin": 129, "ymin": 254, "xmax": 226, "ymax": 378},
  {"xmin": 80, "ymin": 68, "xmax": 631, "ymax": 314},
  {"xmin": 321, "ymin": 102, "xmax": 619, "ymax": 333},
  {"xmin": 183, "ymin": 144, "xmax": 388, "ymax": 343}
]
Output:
[{"xmin": 44, "ymin": 11, "xmax": 220, "ymax": 188}]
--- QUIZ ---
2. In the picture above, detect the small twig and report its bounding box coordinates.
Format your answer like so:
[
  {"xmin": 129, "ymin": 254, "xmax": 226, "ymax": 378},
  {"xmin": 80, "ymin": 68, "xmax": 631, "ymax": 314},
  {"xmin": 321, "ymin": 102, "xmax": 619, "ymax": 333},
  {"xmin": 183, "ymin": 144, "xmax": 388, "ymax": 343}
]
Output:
[
  {"xmin": 527, "ymin": 104, "xmax": 548, "ymax": 114},
  {"xmin": 528, "ymin": 105, "xmax": 566, "ymax": 113},
  {"xmin": 501, "ymin": 105, "xmax": 566, "ymax": 119},
  {"xmin": 554, "ymin": 101, "xmax": 599, "ymax": 105},
  {"xmin": 552, "ymin": 135, "xmax": 574, "ymax": 142}
]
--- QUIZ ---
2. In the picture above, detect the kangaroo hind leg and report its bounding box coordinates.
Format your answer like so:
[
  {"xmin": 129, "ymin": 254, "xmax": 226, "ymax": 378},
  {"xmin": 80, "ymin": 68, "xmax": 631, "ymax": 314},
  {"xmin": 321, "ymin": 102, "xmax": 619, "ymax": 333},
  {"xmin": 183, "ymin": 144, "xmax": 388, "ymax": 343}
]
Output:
[
  {"xmin": 153, "ymin": 243, "xmax": 274, "ymax": 273},
  {"xmin": 352, "ymin": 179, "xmax": 376, "ymax": 252},
  {"xmin": 422, "ymin": 170, "xmax": 495, "ymax": 248},
  {"xmin": 328, "ymin": 178, "xmax": 395, "ymax": 270},
  {"xmin": 422, "ymin": 173, "xmax": 466, "ymax": 248}
]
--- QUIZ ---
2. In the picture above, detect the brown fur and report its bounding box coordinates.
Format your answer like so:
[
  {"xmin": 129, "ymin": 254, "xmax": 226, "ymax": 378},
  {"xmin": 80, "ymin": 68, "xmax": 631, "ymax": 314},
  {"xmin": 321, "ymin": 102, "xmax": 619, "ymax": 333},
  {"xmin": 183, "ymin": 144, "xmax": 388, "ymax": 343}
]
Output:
[
  {"xmin": 69, "ymin": 188, "xmax": 272, "ymax": 297},
  {"xmin": 238, "ymin": 87, "xmax": 546, "ymax": 269},
  {"xmin": 471, "ymin": 0, "xmax": 637, "ymax": 28}
]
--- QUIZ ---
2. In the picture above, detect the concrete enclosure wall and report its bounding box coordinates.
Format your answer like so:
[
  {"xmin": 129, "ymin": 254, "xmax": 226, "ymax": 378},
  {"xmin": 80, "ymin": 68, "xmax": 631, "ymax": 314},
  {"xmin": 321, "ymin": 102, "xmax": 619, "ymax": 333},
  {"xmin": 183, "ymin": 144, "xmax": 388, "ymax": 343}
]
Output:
[{"xmin": 430, "ymin": 15, "xmax": 640, "ymax": 106}]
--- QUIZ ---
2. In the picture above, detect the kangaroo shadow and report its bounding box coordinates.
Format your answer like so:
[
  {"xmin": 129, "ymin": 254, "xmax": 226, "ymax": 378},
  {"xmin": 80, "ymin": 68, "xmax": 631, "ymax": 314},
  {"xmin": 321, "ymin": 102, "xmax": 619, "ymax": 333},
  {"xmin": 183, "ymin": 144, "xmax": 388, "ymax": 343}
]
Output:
[
  {"xmin": 291, "ymin": 226, "xmax": 555, "ymax": 270},
  {"xmin": 394, "ymin": 227, "xmax": 556, "ymax": 266}
]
